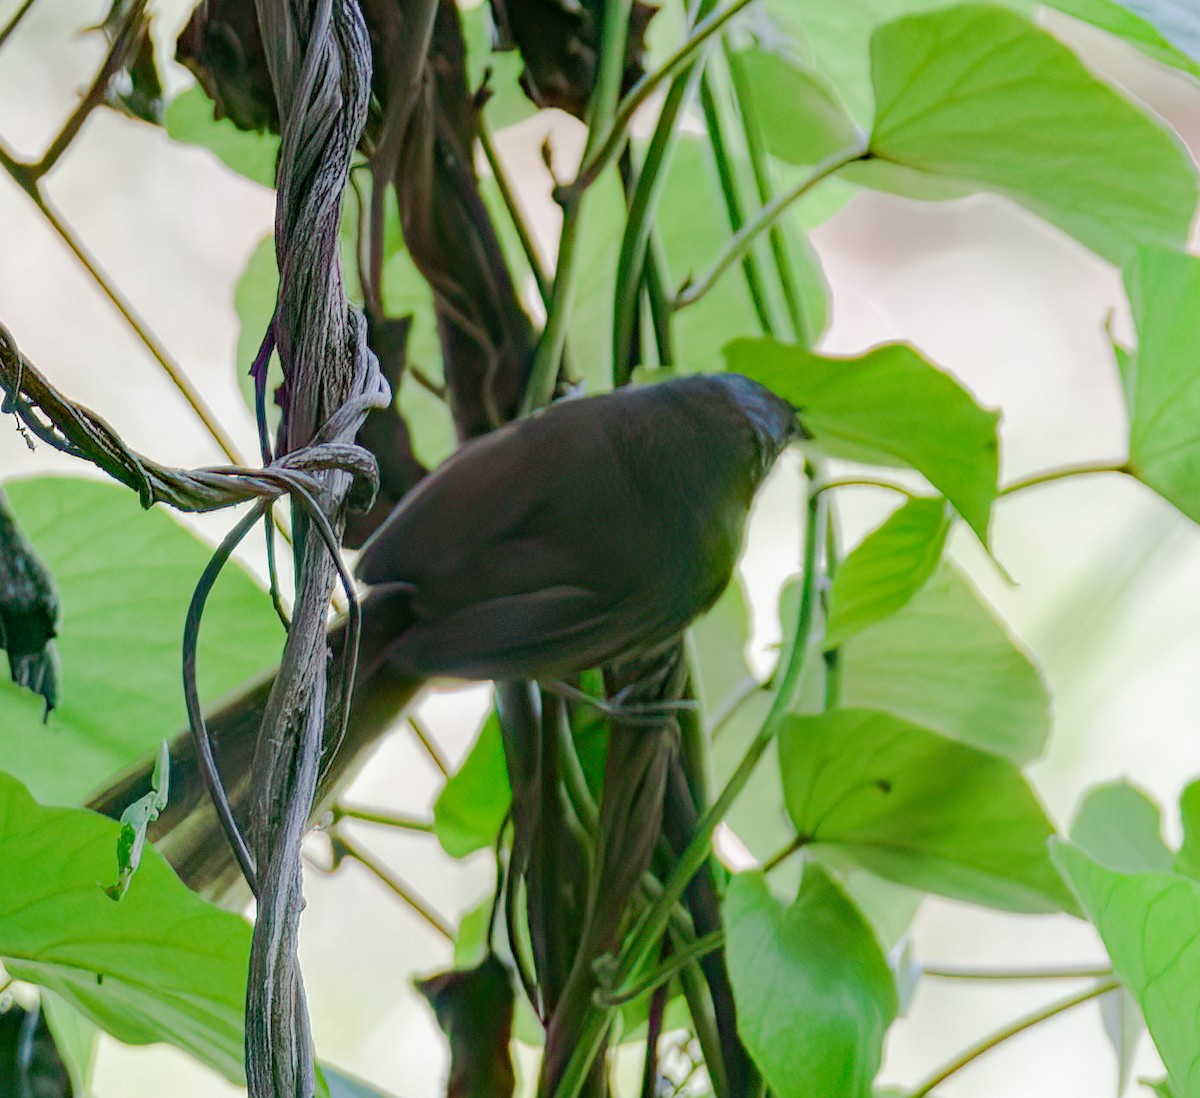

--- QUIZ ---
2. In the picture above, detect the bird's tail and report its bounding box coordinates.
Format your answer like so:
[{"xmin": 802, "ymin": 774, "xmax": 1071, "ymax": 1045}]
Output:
[{"xmin": 86, "ymin": 588, "xmax": 423, "ymax": 906}]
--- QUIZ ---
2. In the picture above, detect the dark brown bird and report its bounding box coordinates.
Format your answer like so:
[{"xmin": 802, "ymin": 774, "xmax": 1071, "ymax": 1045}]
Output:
[
  {"xmin": 90, "ymin": 373, "xmax": 798, "ymax": 898},
  {"xmin": 355, "ymin": 372, "xmax": 799, "ymax": 681}
]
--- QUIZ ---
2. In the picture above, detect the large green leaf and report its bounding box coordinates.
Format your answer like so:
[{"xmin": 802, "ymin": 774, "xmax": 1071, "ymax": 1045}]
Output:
[
  {"xmin": 0, "ymin": 771, "xmax": 249, "ymax": 1081},
  {"xmin": 758, "ymin": 0, "xmax": 1037, "ymax": 125},
  {"xmin": 838, "ymin": 563, "xmax": 1049, "ymax": 764},
  {"xmin": 824, "ymin": 496, "xmax": 950, "ymax": 649},
  {"xmin": 726, "ymin": 338, "xmax": 998, "ymax": 541},
  {"xmin": 1119, "ymin": 245, "xmax": 1200, "ymax": 524},
  {"xmin": 1174, "ymin": 780, "xmax": 1200, "ymax": 881},
  {"xmin": 164, "ymin": 86, "xmax": 279, "ymax": 188},
  {"xmin": 1070, "ymin": 781, "xmax": 1174, "ymax": 874},
  {"xmin": 730, "ymin": 49, "xmax": 862, "ymax": 166},
  {"xmin": 0, "ymin": 478, "xmax": 281, "ymax": 805},
  {"xmin": 433, "ymin": 711, "xmax": 511, "ymax": 858},
  {"xmin": 1053, "ymin": 842, "xmax": 1200, "ymax": 1097},
  {"xmin": 725, "ymin": 868, "xmax": 897, "ymax": 1098},
  {"xmin": 1049, "ymin": 0, "xmax": 1200, "ymax": 75},
  {"xmin": 779, "ymin": 709, "xmax": 1074, "ymax": 913},
  {"xmin": 855, "ymin": 4, "xmax": 1196, "ymax": 264}
]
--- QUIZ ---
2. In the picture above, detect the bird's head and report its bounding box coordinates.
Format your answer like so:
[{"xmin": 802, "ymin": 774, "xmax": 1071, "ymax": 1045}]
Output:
[{"xmin": 715, "ymin": 373, "xmax": 806, "ymax": 482}]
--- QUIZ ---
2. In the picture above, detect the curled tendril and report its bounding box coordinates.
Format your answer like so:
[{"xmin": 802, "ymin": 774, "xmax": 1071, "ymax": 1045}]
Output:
[{"xmin": 0, "ymin": 322, "xmax": 385, "ymax": 515}]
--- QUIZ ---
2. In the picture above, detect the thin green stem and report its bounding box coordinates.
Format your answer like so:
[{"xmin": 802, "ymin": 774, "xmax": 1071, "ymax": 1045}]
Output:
[
  {"xmin": 642, "ymin": 235, "xmax": 675, "ymax": 367},
  {"xmin": 904, "ymin": 979, "xmax": 1120, "ymax": 1098},
  {"xmin": 761, "ymin": 833, "xmax": 808, "ymax": 874},
  {"xmin": 676, "ymin": 142, "xmax": 869, "ymax": 310},
  {"xmin": 811, "ymin": 476, "xmax": 918, "ymax": 499},
  {"xmin": 612, "ymin": 0, "xmax": 718, "ymax": 385},
  {"xmin": 922, "ymin": 963, "xmax": 1114, "ymax": 981},
  {"xmin": 407, "ymin": 714, "xmax": 449, "ymax": 777},
  {"xmin": 523, "ymin": 0, "xmax": 631, "ymax": 413},
  {"xmin": 524, "ymin": 203, "xmax": 585, "ymax": 412},
  {"xmin": 612, "ymin": 64, "xmax": 701, "ymax": 385},
  {"xmin": 999, "ymin": 461, "xmax": 1127, "ymax": 497},
  {"xmin": 725, "ymin": 43, "xmax": 808, "ymax": 343},
  {"xmin": 698, "ymin": 70, "xmax": 777, "ymax": 335},
  {"xmin": 4, "ymin": 180, "xmax": 247, "ymax": 465},
  {"xmin": 556, "ymin": 704, "xmax": 600, "ymax": 837},
  {"xmin": 705, "ymin": 673, "xmax": 765, "ymax": 740},
  {"xmin": 336, "ymin": 833, "xmax": 455, "ymax": 942},
  {"xmin": 479, "ymin": 121, "xmax": 551, "ymax": 305},
  {"xmin": 0, "ymin": 0, "xmax": 38, "ymax": 52},
  {"xmin": 598, "ymin": 931, "xmax": 723, "ymax": 1007},
  {"xmin": 570, "ymin": 0, "xmax": 760, "ymax": 198},
  {"xmin": 332, "ymin": 804, "xmax": 434, "ymax": 832},
  {"xmin": 678, "ymin": 951, "xmax": 730, "ymax": 1098}
]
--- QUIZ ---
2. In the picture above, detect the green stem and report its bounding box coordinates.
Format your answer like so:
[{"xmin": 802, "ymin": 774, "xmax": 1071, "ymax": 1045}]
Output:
[
  {"xmin": 811, "ymin": 476, "xmax": 918, "ymax": 499},
  {"xmin": 0, "ymin": 0, "xmax": 37, "ymax": 52},
  {"xmin": 676, "ymin": 143, "xmax": 869, "ymax": 310},
  {"xmin": 705, "ymin": 673, "xmax": 765, "ymax": 740},
  {"xmin": 612, "ymin": 58, "xmax": 704, "ymax": 385},
  {"xmin": 611, "ymin": 0, "xmax": 717, "ymax": 382},
  {"xmin": 523, "ymin": 0, "xmax": 632, "ymax": 413},
  {"xmin": 922, "ymin": 964, "xmax": 1114, "ymax": 981},
  {"xmin": 524, "ymin": 205, "xmax": 584, "ymax": 413},
  {"xmin": 999, "ymin": 461, "xmax": 1127, "ymax": 497},
  {"xmin": 723, "ymin": 43, "xmax": 806, "ymax": 342},
  {"xmin": 336, "ymin": 833, "xmax": 454, "ymax": 942},
  {"xmin": 761, "ymin": 833, "xmax": 808, "ymax": 874},
  {"xmin": 557, "ymin": 704, "xmax": 600, "ymax": 837},
  {"xmin": 698, "ymin": 70, "xmax": 777, "ymax": 335},
  {"xmin": 642, "ymin": 236, "xmax": 675, "ymax": 368},
  {"xmin": 570, "ymin": 0, "xmax": 760, "ymax": 199},
  {"xmin": 332, "ymin": 804, "xmax": 434, "ymax": 832},
  {"xmin": 678, "ymin": 950, "xmax": 730, "ymax": 1098},
  {"xmin": 407, "ymin": 714, "xmax": 449, "ymax": 777},
  {"xmin": 479, "ymin": 120, "xmax": 551, "ymax": 305},
  {"xmin": 598, "ymin": 931, "xmax": 724, "ymax": 1007},
  {"xmin": 904, "ymin": 979, "xmax": 1120, "ymax": 1098}
]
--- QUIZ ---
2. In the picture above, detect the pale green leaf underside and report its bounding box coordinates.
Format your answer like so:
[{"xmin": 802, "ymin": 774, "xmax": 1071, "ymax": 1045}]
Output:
[
  {"xmin": 824, "ymin": 496, "xmax": 950, "ymax": 649},
  {"xmin": 780, "ymin": 708, "xmax": 1074, "ymax": 913},
  {"xmin": 856, "ymin": 4, "xmax": 1196, "ymax": 264},
  {"xmin": 0, "ymin": 772, "xmax": 249, "ymax": 1082},
  {"xmin": 1054, "ymin": 843, "xmax": 1200, "ymax": 1097},
  {"xmin": 0, "ymin": 478, "xmax": 281, "ymax": 805},
  {"xmin": 839, "ymin": 564, "xmax": 1050, "ymax": 765},
  {"xmin": 1121, "ymin": 245, "xmax": 1200, "ymax": 524}
]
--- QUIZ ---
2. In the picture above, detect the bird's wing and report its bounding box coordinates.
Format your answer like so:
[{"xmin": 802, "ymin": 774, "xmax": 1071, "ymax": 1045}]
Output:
[
  {"xmin": 382, "ymin": 580, "xmax": 678, "ymax": 682},
  {"xmin": 356, "ymin": 404, "xmax": 609, "ymax": 589}
]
